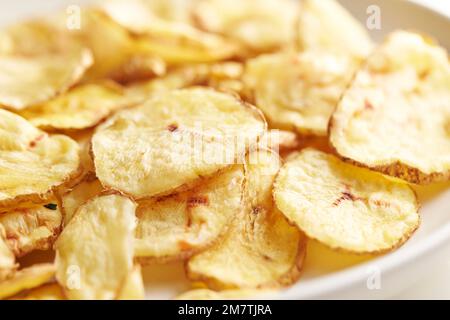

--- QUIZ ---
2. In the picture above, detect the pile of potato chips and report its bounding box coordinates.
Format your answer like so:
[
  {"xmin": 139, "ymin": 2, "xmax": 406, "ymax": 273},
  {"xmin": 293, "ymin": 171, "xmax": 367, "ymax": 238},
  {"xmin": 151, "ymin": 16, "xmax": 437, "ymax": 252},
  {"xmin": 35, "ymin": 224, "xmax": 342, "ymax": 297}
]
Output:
[{"xmin": 0, "ymin": 0, "xmax": 449, "ymax": 300}]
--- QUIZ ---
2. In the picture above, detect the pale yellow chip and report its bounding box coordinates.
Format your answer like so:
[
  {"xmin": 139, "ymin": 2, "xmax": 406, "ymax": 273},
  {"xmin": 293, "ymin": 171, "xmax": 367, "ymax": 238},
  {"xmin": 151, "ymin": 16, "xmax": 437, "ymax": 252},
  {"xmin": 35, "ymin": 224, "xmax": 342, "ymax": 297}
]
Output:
[
  {"xmin": 18, "ymin": 82, "xmax": 129, "ymax": 130},
  {"xmin": 0, "ymin": 50, "xmax": 93, "ymax": 111},
  {"xmin": 297, "ymin": 0, "xmax": 373, "ymax": 60},
  {"xmin": 103, "ymin": 0, "xmax": 237, "ymax": 65},
  {"xmin": 117, "ymin": 265, "xmax": 145, "ymax": 300},
  {"xmin": 0, "ymin": 225, "xmax": 16, "ymax": 280},
  {"xmin": 187, "ymin": 150, "xmax": 305, "ymax": 289},
  {"xmin": 0, "ymin": 109, "xmax": 80, "ymax": 208},
  {"xmin": 0, "ymin": 263, "xmax": 55, "ymax": 300},
  {"xmin": 244, "ymin": 50, "xmax": 354, "ymax": 136},
  {"xmin": 10, "ymin": 283, "xmax": 65, "ymax": 300},
  {"xmin": 273, "ymin": 149, "xmax": 420, "ymax": 253},
  {"xmin": 193, "ymin": 0, "xmax": 299, "ymax": 54},
  {"xmin": 257, "ymin": 130, "xmax": 299, "ymax": 155},
  {"xmin": 92, "ymin": 88, "xmax": 265, "ymax": 199},
  {"xmin": 55, "ymin": 194, "xmax": 136, "ymax": 300},
  {"xmin": 135, "ymin": 165, "xmax": 244, "ymax": 262},
  {"xmin": 175, "ymin": 288, "xmax": 276, "ymax": 300},
  {"xmin": 330, "ymin": 31, "xmax": 450, "ymax": 184},
  {"xmin": 0, "ymin": 200, "xmax": 62, "ymax": 257},
  {"xmin": 61, "ymin": 178, "xmax": 103, "ymax": 226}
]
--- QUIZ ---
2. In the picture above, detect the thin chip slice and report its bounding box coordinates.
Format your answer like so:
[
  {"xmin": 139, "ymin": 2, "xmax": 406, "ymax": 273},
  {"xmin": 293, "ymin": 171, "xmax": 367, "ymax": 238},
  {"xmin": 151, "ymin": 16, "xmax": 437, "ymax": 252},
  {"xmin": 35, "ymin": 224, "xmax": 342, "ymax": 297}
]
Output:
[
  {"xmin": 0, "ymin": 200, "xmax": 62, "ymax": 257},
  {"xmin": 103, "ymin": 0, "xmax": 237, "ymax": 64},
  {"xmin": 187, "ymin": 150, "xmax": 305, "ymax": 289},
  {"xmin": 297, "ymin": 0, "xmax": 373, "ymax": 60},
  {"xmin": 0, "ymin": 263, "xmax": 55, "ymax": 300},
  {"xmin": 0, "ymin": 50, "xmax": 93, "ymax": 111},
  {"xmin": 0, "ymin": 225, "xmax": 16, "ymax": 279},
  {"xmin": 9, "ymin": 283, "xmax": 65, "ymax": 300},
  {"xmin": 330, "ymin": 31, "xmax": 450, "ymax": 184},
  {"xmin": 273, "ymin": 149, "xmax": 420, "ymax": 253},
  {"xmin": 193, "ymin": 0, "xmax": 299, "ymax": 54},
  {"xmin": 135, "ymin": 165, "xmax": 244, "ymax": 262},
  {"xmin": 244, "ymin": 51, "xmax": 355, "ymax": 136},
  {"xmin": 18, "ymin": 82, "xmax": 129, "ymax": 131},
  {"xmin": 117, "ymin": 265, "xmax": 145, "ymax": 300},
  {"xmin": 55, "ymin": 194, "xmax": 136, "ymax": 300},
  {"xmin": 175, "ymin": 288, "xmax": 276, "ymax": 300},
  {"xmin": 257, "ymin": 130, "xmax": 299, "ymax": 155},
  {"xmin": 92, "ymin": 88, "xmax": 265, "ymax": 199},
  {"xmin": 0, "ymin": 109, "xmax": 80, "ymax": 208},
  {"xmin": 61, "ymin": 178, "xmax": 103, "ymax": 225}
]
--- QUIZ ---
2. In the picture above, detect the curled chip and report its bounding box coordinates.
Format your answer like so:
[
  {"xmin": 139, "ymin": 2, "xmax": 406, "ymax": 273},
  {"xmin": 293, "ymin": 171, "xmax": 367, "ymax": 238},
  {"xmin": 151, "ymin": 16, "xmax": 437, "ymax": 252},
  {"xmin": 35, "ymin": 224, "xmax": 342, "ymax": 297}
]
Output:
[
  {"xmin": 175, "ymin": 288, "xmax": 276, "ymax": 300},
  {"xmin": 0, "ymin": 109, "xmax": 80, "ymax": 208},
  {"xmin": 61, "ymin": 178, "xmax": 103, "ymax": 225},
  {"xmin": 273, "ymin": 149, "xmax": 420, "ymax": 254},
  {"xmin": 92, "ymin": 88, "xmax": 265, "ymax": 199},
  {"xmin": 244, "ymin": 51, "xmax": 354, "ymax": 136},
  {"xmin": 0, "ymin": 200, "xmax": 62, "ymax": 257},
  {"xmin": 330, "ymin": 31, "xmax": 450, "ymax": 184},
  {"xmin": 193, "ymin": 0, "xmax": 299, "ymax": 54},
  {"xmin": 18, "ymin": 82, "xmax": 129, "ymax": 131},
  {"xmin": 55, "ymin": 194, "xmax": 136, "ymax": 300},
  {"xmin": 0, "ymin": 225, "xmax": 16, "ymax": 279},
  {"xmin": 0, "ymin": 263, "xmax": 55, "ymax": 299},
  {"xmin": 103, "ymin": 0, "xmax": 237, "ymax": 65},
  {"xmin": 0, "ymin": 50, "xmax": 93, "ymax": 110},
  {"xmin": 187, "ymin": 150, "xmax": 306, "ymax": 289},
  {"xmin": 9, "ymin": 283, "xmax": 65, "ymax": 300},
  {"xmin": 297, "ymin": 0, "xmax": 373, "ymax": 60},
  {"xmin": 135, "ymin": 165, "xmax": 244, "ymax": 262},
  {"xmin": 117, "ymin": 265, "xmax": 145, "ymax": 300}
]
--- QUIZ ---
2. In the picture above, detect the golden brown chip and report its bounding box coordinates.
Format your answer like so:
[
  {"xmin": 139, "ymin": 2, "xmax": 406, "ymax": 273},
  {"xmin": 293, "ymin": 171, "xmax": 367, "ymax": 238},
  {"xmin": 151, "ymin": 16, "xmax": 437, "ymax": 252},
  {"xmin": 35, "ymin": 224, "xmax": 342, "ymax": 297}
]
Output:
[
  {"xmin": 0, "ymin": 200, "xmax": 62, "ymax": 257},
  {"xmin": 102, "ymin": 0, "xmax": 237, "ymax": 65},
  {"xmin": 9, "ymin": 282, "xmax": 65, "ymax": 300},
  {"xmin": 61, "ymin": 178, "xmax": 103, "ymax": 225},
  {"xmin": 244, "ymin": 50, "xmax": 355, "ymax": 136},
  {"xmin": 175, "ymin": 288, "xmax": 276, "ymax": 300},
  {"xmin": 0, "ymin": 50, "xmax": 93, "ymax": 110},
  {"xmin": 0, "ymin": 225, "xmax": 16, "ymax": 279},
  {"xmin": 135, "ymin": 165, "xmax": 244, "ymax": 262},
  {"xmin": 117, "ymin": 265, "xmax": 145, "ymax": 300},
  {"xmin": 187, "ymin": 150, "xmax": 306, "ymax": 289},
  {"xmin": 55, "ymin": 194, "xmax": 136, "ymax": 300},
  {"xmin": 92, "ymin": 88, "xmax": 265, "ymax": 199},
  {"xmin": 0, "ymin": 109, "xmax": 80, "ymax": 208},
  {"xmin": 18, "ymin": 82, "xmax": 129, "ymax": 131},
  {"xmin": 297, "ymin": 0, "xmax": 373, "ymax": 60},
  {"xmin": 330, "ymin": 31, "xmax": 450, "ymax": 184},
  {"xmin": 193, "ymin": 0, "xmax": 299, "ymax": 54},
  {"xmin": 0, "ymin": 263, "xmax": 55, "ymax": 299},
  {"xmin": 273, "ymin": 149, "xmax": 420, "ymax": 253}
]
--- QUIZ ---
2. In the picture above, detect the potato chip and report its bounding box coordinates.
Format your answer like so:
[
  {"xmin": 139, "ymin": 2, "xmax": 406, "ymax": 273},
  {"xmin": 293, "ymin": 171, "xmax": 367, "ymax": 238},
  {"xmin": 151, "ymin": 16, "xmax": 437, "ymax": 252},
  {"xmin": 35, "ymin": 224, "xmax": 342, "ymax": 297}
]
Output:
[
  {"xmin": 273, "ymin": 149, "xmax": 419, "ymax": 253},
  {"xmin": 102, "ymin": 0, "xmax": 237, "ymax": 64},
  {"xmin": 187, "ymin": 150, "xmax": 305, "ymax": 289},
  {"xmin": 61, "ymin": 178, "xmax": 103, "ymax": 225},
  {"xmin": 0, "ymin": 50, "xmax": 93, "ymax": 111},
  {"xmin": 0, "ymin": 263, "xmax": 55, "ymax": 299},
  {"xmin": 330, "ymin": 31, "xmax": 450, "ymax": 184},
  {"xmin": 175, "ymin": 288, "xmax": 276, "ymax": 300},
  {"xmin": 257, "ymin": 130, "xmax": 299, "ymax": 155},
  {"xmin": 117, "ymin": 265, "xmax": 145, "ymax": 300},
  {"xmin": 0, "ymin": 225, "xmax": 16, "ymax": 279},
  {"xmin": 193, "ymin": 0, "xmax": 299, "ymax": 54},
  {"xmin": 92, "ymin": 88, "xmax": 265, "ymax": 199},
  {"xmin": 0, "ymin": 200, "xmax": 62, "ymax": 257},
  {"xmin": 18, "ymin": 82, "xmax": 129, "ymax": 131},
  {"xmin": 55, "ymin": 194, "xmax": 136, "ymax": 300},
  {"xmin": 135, "ymin": 165, "xmax": 244, "ymax": 262},
  {"xmin": 0, "ymin": 109, "xmax": 80, "ymax": 208},
  {"xmin": 244, "ymin": 50, "xmax": 355, "ymax": 136},
  {"xmin": 297, "ymin": 0, "xmax": 373, "ymax": 60},
  {"xmin": 10, "ymin": 283, "xmax": 65, "ymax": 300}
]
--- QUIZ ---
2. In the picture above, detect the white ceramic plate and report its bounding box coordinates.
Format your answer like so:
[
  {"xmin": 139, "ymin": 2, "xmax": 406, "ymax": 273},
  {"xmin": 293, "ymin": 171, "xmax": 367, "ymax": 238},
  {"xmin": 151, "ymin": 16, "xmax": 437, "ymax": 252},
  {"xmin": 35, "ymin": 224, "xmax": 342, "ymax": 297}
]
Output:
[{"xmin": 2, "ymin": 0, "xmax": 449, "ymax": 300}]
